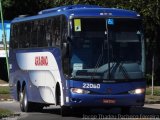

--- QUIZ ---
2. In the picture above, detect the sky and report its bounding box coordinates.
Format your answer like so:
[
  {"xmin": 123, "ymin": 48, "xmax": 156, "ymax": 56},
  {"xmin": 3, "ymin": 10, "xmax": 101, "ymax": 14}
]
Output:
[{"xmin": 0, "ymin": 21, "xmax": 11, "ymax": 43}]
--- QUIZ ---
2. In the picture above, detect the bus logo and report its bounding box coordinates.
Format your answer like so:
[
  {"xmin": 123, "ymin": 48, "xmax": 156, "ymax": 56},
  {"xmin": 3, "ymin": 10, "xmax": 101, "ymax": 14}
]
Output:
[{"xmin": 35, "ymin": 56, "xmax": 48, "ymax": 66}]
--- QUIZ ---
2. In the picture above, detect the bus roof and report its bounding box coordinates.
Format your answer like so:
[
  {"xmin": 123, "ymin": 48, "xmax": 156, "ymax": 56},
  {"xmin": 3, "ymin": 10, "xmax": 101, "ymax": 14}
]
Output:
[{"xmin": 11, "ymin": 5, "xmax": 140, "ymax": 23}]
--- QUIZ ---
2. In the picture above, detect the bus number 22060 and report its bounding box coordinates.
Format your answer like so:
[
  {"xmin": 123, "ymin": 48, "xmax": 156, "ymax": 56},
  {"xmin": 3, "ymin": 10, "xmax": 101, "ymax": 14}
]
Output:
[{"xmin": 83, "ymin": 83, "xmax": 100, "ymax": 89}]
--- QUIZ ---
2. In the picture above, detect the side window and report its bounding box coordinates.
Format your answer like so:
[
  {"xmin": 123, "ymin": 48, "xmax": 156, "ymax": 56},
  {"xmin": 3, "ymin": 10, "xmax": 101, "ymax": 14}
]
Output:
[
  {"xmin": 10, "ymin": 24, "xmax": 18, "ymax": 49},
  {"xmin": 30, "ymin": 21, "xmax": 38, "ymax": 47},
  {"xmin": 14, "ymin": 24, "xmax": 19, "ymax": 49},
  {"xmin": 51, "ymin": 19, "xmax": 56, "ymax": 47},
  {"xmin": 37, "ymin": 20, "xmax": 45, "ymax": 47},
  {"xmin": 52, "ymin": 16, "xmax": 61, "ymax": 47},
  {"xmin": 23, "ymin": 22, "xmax": 30, "ymax": 48},
  {"xmin": 19, "ymin": 23, "xmax": 29, "ymax": 48},
  {"xmin": 10, "ymin": 16, "xmax": 67, "ymax": 49},
  {"xmin": 45, "ymin": 19, "xmax": 52, "ymax": 47},
  {"xmin": 61, "ymin": 15, "xmax": 68, "ymax": 43},
  {"xmin": 17, "ymin": 23, "xmax": 22, "ymax": 48},
  {"xmin": 38, "ymin": 19, "xmax": 50, "ymax": 47},
  {"xmin": 11, "ymin": 22, "xmax": 31, "ymax": 49},
  {"xmin": 54, "ymin": 16, "xmax": 61, "ymax": 47},
  {"xmin": 19, "ymin": 23, "xmax": 23, "ymax": 48}
]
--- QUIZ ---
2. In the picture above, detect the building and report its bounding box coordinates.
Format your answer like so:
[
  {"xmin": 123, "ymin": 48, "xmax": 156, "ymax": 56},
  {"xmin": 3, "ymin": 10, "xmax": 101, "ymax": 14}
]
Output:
[{"xmin": 0, "ymin": 21, "xmax": 10, "ymax": 81}]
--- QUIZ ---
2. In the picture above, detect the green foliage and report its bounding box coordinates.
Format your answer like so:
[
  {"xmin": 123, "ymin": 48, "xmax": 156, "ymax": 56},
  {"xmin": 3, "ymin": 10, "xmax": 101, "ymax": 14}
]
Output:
[
  {"xmin": 0, "ymin": 86, "xmax": 10, "ymax": 94},
  {"xmin": 1, "ymin": 0, "xmax": 160, "ymax": 84},
  {"xmin": 1, "ymin": 0, "xmax": 160, "ymax": 27},
  {"xmin": 146, "ymin": 87, "xmax": 160, "ymax": 96},
  {"xmin": 0, "ymin": 108, "xmax": 13, "ymax": 119},
  {"xmin": 2, "ymin": 0, "xmax": 13, "ymax": 8},
  {"xmin": 146, "ymin": 74, "xmax": 152, "ymax": 86}
]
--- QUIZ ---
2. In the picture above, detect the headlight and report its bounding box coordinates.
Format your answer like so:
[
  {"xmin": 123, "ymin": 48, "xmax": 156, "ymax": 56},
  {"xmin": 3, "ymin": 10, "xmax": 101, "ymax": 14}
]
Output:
[
  {"xmin": 71, "ymin": 88, "xmax": 90, "ymax": 94},
  {"xmin": 129, "ymin": 88, "xmax": 145, "ymax": 94}
]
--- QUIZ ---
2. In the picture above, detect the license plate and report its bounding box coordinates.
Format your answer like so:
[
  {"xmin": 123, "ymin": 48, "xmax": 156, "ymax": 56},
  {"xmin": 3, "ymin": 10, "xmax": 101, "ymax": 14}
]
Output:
[{"xmin": 103, "ymin": 99, "xmax": 116, "ymax": 104}]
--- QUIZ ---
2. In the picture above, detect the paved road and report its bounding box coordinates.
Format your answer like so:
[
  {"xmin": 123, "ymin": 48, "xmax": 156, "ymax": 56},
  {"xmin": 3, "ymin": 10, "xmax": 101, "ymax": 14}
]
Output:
[{"xmin": 0, "ymin": 101, "xmax": 160, "ymax": 120}]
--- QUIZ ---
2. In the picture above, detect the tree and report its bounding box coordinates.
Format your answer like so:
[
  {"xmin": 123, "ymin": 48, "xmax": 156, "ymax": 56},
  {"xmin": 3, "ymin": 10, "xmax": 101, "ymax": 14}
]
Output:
[{"xmin": 1, "ymin": 0, "xmax": 160, "ymax": 84}]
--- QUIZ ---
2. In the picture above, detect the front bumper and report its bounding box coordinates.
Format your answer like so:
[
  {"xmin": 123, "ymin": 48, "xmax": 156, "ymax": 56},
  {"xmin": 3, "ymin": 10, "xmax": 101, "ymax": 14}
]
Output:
[{"xmin": 65, "ymin": 93, "xmax": 145, "ymax": 107}]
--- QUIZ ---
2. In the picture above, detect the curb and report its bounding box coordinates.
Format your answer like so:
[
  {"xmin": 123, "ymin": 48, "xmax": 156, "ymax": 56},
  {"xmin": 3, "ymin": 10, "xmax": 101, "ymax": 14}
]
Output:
[
  {"xmin": 0, "ymin": 113, "xmax": 21, "ymax": 120},
  {"xmin": 145, "ymin": 98, "xmax": 160, "ymax": 104},
  {"xmin": 145, "ymin": 100, "xmax": 160, "ymax": 104},
  {"xmin": 0, "ymin": 84, "xmax": 9, "ymax": 86},
  {"xmin": 0, "ymin": 98, "xmax": 13, "ymax": 102}
]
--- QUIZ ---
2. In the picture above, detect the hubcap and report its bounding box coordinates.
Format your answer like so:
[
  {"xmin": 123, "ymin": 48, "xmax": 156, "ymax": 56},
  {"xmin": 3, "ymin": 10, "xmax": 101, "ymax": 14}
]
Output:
[
  {"xmin": 24, "ymin": 92, "xmax": 27, "ymax": 108},
  {"xmin": 20, "ymin": 92, "xmax": 23, "ymax": 103}
]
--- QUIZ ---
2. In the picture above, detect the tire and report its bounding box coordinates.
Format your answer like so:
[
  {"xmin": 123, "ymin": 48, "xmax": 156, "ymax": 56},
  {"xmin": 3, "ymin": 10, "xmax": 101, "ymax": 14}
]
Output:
[
  {"xmin": 121, "ymin": 107, "xmax": 130, "ymax": 115},
  {"xmin": 56, "ymin": 85, "xmax": 71, "ymax": 116},
  {"xmin": 61, "ymin": 106, "xmax": 71, "ymax": 117},
  {"xmin": 20, "ymin": 87, "xmax": 32, "ymax": 112},
  {"xmin": 17, "ymin": 90, "xmax": 21, "ymax": 101},
  {"xmin": 79, "ymin": 107, "xmax": 90, "ymax": 114},
  {"xmin": 19, "ymin": 91, "xmax": 24, "ymax": 112},
  {"xmin": 32, "ymin": 103, "xmax": 44, "ymax": 112}
]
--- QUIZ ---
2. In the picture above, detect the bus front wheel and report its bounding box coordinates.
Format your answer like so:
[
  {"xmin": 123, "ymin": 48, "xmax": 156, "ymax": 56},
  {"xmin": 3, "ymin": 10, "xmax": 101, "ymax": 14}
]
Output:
[
  {"xmin": 61, "ymin": 106, "xmax": 71, "ymax": 116},
  {"xmin": 121, "ymin": 107, "xmax": 130, "ymax": 115}
]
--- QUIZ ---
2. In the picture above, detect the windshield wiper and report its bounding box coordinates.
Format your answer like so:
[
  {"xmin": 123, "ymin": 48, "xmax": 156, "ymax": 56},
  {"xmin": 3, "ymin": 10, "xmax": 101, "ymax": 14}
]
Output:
[
  {"xmin": 118, "ymin": 62, "xmax": 129, "ymax": 79},
  {"xmin": 110, "ymin": 58, "xmax": 130, "ymax": 80},
  {"xmin": 91, "ymin": 44, "xmax": 104, "ymax": 79}
]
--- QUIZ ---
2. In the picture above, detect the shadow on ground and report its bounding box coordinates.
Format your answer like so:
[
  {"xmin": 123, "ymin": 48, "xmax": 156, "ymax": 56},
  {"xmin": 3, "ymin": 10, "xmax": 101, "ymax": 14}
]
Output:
[{"xmin": 39, "ymin": 106, "xmax": 160, "ymax": 119}]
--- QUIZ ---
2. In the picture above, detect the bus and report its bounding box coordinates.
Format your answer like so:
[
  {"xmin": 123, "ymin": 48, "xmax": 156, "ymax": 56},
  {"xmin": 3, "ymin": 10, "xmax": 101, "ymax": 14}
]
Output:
[{"xmin": 9, "ymin": 5, "xmax": 146, "ymax": 116}]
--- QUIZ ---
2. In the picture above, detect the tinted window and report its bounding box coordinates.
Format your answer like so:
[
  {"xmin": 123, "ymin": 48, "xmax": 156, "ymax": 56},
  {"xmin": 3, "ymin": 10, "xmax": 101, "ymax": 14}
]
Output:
[{"xmin": 10, "ymin": 15, "xmax": 67, "ymax": 49}]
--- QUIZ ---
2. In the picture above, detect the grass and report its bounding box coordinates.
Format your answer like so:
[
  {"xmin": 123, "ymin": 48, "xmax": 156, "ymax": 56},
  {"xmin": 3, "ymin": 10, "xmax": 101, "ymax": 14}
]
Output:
[
  {"xmin": 146, "ymin": 87, "xmax": 160, "ymax": 96},
  {"xmin": 0, "ymin": 108, "xmax": 13, "ymax": 119},
  {"xmin": 0, "ymin": 94, "xmax": 12, "ymax": 100},
  {"xmin": 0, "ymin": 85, "xmax": 13, "ymax": 119},
  {"xmin": 145, "ymin": 87, "xmax": 160, "ymax": 103},
  {"xmin": 146, "ymin": 95, "xmax": 160, "ymax": 100},
  {"xmin": 0, "ymin": 86, "xmax": 10, "ymax": 94},
  {"xmin": 0, "ymin": 86, "xmax": 12, "ymax": 100}
]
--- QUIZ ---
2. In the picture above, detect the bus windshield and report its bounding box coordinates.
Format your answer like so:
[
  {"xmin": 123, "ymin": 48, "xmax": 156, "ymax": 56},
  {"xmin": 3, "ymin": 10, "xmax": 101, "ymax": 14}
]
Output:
[{"xmin": 69, "ymin": 18, "xmax": 143, "ymax": 80}]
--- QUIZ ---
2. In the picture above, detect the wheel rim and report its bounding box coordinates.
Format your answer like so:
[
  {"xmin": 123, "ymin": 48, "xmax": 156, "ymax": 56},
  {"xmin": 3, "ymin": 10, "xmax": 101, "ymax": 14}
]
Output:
[
  {"xmin": 20, "ymin": 92, "xmax": 23, "ymax": 108},
  {"xmin": 24, "ymin": 91, "xmax": 28, "ymax": 109},
  {"xmin": 20, "ymin": 92, "xmax": 23, "ymax": 103}
]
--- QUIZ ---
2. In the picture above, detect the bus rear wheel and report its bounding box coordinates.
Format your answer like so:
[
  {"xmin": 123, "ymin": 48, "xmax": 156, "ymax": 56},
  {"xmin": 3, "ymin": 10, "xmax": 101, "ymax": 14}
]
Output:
[{"xmin": 20, "ymin": 87, "xmax": 32, "ymax": 112}]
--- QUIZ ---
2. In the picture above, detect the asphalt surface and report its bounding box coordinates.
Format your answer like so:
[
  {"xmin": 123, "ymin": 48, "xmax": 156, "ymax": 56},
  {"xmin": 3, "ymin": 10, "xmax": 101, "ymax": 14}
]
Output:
[{"xmin": 0, "ymin": 101, "xmax": 160, "ymax": 120}]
